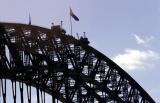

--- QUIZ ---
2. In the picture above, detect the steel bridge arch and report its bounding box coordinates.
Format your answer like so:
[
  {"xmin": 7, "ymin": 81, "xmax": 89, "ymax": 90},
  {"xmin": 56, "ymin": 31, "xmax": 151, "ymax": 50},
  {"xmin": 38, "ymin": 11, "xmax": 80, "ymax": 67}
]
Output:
[{"xmin": 0, "ymin": 22, "xmax": 155, "ymax": 103}]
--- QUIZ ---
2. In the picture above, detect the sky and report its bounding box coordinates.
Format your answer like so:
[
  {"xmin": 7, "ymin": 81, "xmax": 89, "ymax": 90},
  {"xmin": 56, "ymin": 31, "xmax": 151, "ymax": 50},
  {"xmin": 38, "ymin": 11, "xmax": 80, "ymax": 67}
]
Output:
[{"xmin": 0, "ymin": 0, "xmax": 159, "ymax": 102}]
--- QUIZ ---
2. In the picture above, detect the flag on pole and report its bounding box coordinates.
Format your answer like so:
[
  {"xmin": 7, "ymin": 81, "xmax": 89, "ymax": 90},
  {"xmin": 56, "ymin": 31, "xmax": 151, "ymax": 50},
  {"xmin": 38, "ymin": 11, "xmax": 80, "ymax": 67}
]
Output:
[
  {"xmin": 70, "ymin": 8, "xmax": 79, "ymax": 21},
  {"xmin": 29, "ymin": 13, "xmax": 31, "ymax": 25}
]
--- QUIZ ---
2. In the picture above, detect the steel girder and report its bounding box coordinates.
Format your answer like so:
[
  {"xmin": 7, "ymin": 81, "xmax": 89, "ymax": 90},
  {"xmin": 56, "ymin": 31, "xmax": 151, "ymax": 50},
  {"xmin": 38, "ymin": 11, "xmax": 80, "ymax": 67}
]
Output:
[{"xmin": 0, "ymin": 22, "xmax": 155, "ymax": 103}]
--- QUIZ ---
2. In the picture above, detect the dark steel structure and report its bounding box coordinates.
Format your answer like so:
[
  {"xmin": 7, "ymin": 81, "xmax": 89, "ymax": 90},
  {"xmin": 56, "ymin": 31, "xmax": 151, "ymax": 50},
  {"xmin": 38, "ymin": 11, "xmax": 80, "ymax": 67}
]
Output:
[{"xmin": 0, "ymin": 22, "xmax": 155, "ymax": 103}]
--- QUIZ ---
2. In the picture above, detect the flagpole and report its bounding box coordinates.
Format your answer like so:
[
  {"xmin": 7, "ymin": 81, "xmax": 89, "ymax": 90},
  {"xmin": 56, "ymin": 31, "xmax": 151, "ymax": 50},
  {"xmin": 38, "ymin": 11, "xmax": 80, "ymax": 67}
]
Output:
[
  {"xmin": 70, "ymin": 14, "xmax": 73, "ymax": 35},
  {"xmin": 69, "ymin": 7, "xmax": 79, "ymax": 35}
]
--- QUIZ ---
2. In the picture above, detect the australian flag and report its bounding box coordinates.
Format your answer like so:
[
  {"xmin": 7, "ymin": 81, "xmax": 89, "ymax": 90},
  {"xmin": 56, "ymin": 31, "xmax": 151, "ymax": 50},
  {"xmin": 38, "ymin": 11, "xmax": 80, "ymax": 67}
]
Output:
[{"xmin": 70, "ymin": 8, "xmax": 79, "ymax": 21}]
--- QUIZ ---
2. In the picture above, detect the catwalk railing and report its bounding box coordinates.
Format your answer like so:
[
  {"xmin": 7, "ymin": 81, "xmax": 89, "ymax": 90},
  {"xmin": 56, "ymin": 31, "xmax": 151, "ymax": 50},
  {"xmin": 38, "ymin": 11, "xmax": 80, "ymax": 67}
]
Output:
[{"xmin": 0, "ymin": 22, "xmax": 155, "ymax": 103}]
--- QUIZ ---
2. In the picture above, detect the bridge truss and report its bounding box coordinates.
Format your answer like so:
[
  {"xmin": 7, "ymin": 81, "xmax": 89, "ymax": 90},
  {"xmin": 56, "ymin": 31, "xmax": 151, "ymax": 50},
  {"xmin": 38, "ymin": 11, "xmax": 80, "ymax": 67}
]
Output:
[{"xmin": 0, "ymin": 23, "xmax": 155, "ymax": 103}]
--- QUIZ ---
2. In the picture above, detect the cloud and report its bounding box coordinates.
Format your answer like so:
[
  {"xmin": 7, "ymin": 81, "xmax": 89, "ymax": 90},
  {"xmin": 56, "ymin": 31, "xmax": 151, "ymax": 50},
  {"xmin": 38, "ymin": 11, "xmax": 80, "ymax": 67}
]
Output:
[
  {"xmin": 133, "ymin": 34, "xmax": 154, "ymax": 46},
  {"xmin": 134, "ymin": 34, "xmax": 145, "ymax": 44},
  {"xmin": 113, "ymin": 49, "xmax": 160, "ymax": 71}
]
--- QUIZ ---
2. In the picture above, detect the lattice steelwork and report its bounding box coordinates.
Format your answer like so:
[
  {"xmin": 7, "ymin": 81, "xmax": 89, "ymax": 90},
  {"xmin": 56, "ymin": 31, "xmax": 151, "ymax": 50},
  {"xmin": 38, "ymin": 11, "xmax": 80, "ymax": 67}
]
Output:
[{"xmin": 0, "ymin": 22, "xmax": 155, "ymax": 103}]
